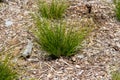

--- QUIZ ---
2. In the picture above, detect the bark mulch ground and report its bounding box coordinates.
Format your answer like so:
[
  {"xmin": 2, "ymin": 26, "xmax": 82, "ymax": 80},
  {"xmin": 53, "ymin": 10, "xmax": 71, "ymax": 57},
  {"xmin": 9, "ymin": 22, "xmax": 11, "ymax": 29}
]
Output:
[{"xmin": 0, "ymin": 0, "xmax": 120, "ymax": 80}]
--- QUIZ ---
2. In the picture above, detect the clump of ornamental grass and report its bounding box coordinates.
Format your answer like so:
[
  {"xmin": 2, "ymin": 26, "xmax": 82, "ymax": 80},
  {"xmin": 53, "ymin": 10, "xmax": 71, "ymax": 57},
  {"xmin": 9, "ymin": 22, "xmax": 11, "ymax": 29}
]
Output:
[
  {"xmin": 0, "ymin": 54, "xmax": 17, "ymax": 80},
  {"xmin": 37, "ymin": 0, "xmax": 68, "ymax": 19},
  {"xmin": 34, "ymin": 18, "xmax": 90, "ymax": 58},
  {"xmin": 0, "ymin": 63, "xmax": 17, "ymax": 80},
  {"xmin": 115, "ymin": 1, "xmax": 120, "ymax": 21},
  {"xmin": 112, "ymin": 71, "xmax": 120, "ymax": 80}
]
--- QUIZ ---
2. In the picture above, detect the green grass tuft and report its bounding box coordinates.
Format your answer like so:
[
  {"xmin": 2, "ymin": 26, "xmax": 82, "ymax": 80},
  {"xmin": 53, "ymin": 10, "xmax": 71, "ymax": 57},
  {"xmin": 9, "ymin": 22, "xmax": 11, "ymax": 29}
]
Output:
[
  {"xmin": 0, "ymin": 55, "xmax": 17, "ymax": 80},
  {"xmin": 37, "ymin": 0, "xmax": 68, "ymax": 19},
  {"xmin": 0, "ymin": 63, "xmax": 17, "ymax": 80},
  {"xmin": 115, "ymin": 1, "xmax": 120, "ymax": 21},
  {"xmin": 34, "ymin": 18, "xmax": 90, "ymax": 58},
  {"xmin": 112, "ymin": 71, "xmax": 120, "ymax": 80}
]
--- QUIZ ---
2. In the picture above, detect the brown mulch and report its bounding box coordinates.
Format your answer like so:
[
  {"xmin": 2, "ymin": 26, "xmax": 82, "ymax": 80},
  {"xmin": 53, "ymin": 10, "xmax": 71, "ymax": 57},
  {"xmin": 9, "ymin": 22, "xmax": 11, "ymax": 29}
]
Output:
[{"xmin": 0, "ymin": 0, "xmax": 120, "ymax": 80}]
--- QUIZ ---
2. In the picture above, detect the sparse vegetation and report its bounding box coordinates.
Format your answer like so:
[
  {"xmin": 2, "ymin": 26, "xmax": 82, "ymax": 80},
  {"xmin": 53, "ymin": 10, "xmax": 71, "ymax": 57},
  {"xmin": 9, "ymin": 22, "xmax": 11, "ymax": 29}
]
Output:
[
  {"xmin": 34, "ymin": 18, "xmax": 91, "ymax": 58},
  {"xmin": 37, "ymin": 0, "xmax": 68, "ymax": 19},
  {"xmin": 115, "ymin": 1, "xmax": 120, "ymax": 21},
  {"xmin": 112, "ymin": 71, "xmax": 120, "ymax": 80}
]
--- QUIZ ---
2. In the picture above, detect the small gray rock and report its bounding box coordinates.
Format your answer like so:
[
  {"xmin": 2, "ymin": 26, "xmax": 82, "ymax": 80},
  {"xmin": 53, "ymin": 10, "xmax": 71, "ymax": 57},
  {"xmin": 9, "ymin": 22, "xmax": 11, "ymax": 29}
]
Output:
[
  {"xmin": 21, "ymin": 39, "xmax": 33, "ymax": 58},
  {"xmin": 5, "ymin": 20, "xmax": 13, "ymax": 27}
]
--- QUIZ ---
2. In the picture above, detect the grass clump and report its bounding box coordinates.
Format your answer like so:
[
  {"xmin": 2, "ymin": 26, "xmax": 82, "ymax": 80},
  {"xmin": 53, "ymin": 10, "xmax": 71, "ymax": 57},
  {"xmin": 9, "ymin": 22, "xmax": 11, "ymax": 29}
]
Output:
[
  {"xmin": 115, "ymin": 1, "xmax": 120, "ymax": 21},
  {"xmin": 112, "ymin": 71, "xmax": 120, "ymax": 80},
  {"xmin": 0, "ymin": 63, "xmax": 17, "ymax": 80},
  {"xmin": 37, "ymin": 0, "xmax": 68, "ymax": 19},
  {"xmin": 34, "ymin": 18, "xmax": 90, "ymax": 58},
  {"xmin": 0, "ymin": 55, "xmax": 17, "ymax": 80}
]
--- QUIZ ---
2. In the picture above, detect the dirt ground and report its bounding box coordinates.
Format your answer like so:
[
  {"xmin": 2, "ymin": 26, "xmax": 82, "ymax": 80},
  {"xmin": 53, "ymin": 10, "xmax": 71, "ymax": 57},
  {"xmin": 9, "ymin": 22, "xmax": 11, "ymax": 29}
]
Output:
[{"xmin": 0, "ymin": 0, "xmax": 120, "ymax": 80}]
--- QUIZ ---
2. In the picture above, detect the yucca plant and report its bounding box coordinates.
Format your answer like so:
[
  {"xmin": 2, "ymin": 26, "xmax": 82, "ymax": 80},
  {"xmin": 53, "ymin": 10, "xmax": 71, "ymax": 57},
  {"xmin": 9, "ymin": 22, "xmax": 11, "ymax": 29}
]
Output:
[
  {"xmin": 37, "ymin": 0, "xmax": 68, "ymax": 19},
  {"xmin": 112, "ymin": 71, "xmax": 120, "ymax": 80},
  {"xmin": 34, "ymin": 18, "xmax": 90, "ymax": 58},
  {"xmin": 115, "ymin": 1, "xmax": 120, "ymax": 21}
]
